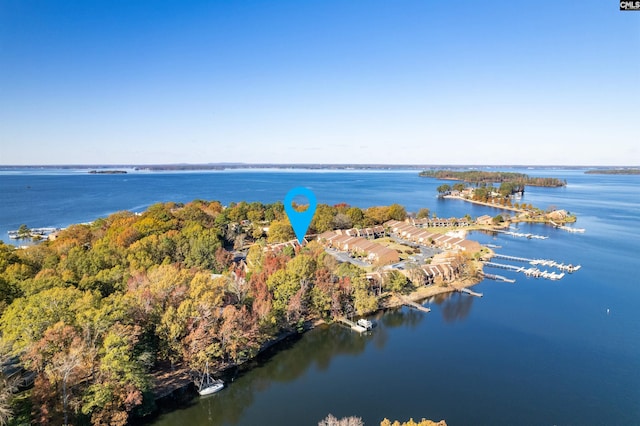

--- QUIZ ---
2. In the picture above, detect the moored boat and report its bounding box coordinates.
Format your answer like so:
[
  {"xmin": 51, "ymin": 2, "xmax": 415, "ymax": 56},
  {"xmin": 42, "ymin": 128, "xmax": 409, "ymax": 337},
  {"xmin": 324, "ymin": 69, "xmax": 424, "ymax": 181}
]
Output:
[{"xmin": 198, "ymin": 362, "xmax": 224, "ymax": 396}]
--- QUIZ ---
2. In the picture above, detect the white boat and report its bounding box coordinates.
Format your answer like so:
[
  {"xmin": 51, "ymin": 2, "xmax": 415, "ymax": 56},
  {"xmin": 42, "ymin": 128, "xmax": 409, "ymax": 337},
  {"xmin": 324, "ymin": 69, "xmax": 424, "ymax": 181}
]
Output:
[
  {"xmin": 356, "ymin": 319, "xmax": 373, "ymax": 330},
  {"xmin": 198, "ymin": 362, "xmax": 224, "ymax": 396}
]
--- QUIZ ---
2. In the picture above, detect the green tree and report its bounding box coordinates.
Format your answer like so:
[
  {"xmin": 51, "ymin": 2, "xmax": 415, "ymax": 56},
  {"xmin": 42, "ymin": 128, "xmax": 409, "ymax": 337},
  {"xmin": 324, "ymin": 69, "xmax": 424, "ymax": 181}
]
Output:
[
  {"xmin": 311, "ymin": 204, "xmax": 336, "ymax": 233},
  {"xmin": 436, "ymin": 184, "xmax": 451, "ymax": 194},
  {"xmin": 0, "ymin": 286, "xmax": 84, "ymax": 353},
  {"xmin": 385, "ymin": 271, "xmax": 413, "ymax": 294},
  {"xmin": 17, "ymin": 224, "xmax": 31, "ymax": 239},
  {"xmin": 82, "ymin": 324, "xmax": 148, "ymax": 426},
  {"xmin": 267, "ymin": 219, "xmax": 295, "ymax": 243},
  {"xmin": 452, "ymin": 183, "xmax": 466, "ymax": 192},
  {"xmin": 416, "ymin": 208, "xmax": 430, "ymax": 219},
  {"xmin": 387, "ymin": 204, "xmax": 407, "ymax": 221},
  {"xmin": 345, "ymin": 207, "xmax": 365, "ymax": 227},
  {"xmin": 352, "ymin": 277, "xmax": 377, "ymax": 315}
]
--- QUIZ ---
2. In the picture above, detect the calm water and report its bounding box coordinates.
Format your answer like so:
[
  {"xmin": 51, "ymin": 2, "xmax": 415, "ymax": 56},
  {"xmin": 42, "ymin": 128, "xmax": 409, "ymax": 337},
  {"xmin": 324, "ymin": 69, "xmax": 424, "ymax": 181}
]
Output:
[{"xmin": 1, "ymin": 168, "xmax": 638, "ymax": 425}]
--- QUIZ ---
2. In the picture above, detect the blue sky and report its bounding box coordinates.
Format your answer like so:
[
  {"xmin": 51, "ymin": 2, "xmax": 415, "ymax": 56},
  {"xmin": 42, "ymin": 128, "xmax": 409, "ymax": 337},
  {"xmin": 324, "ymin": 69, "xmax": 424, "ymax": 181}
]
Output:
[{"xmin": 1, "ymin": 0, "xmax": 638, "ymax": 165}]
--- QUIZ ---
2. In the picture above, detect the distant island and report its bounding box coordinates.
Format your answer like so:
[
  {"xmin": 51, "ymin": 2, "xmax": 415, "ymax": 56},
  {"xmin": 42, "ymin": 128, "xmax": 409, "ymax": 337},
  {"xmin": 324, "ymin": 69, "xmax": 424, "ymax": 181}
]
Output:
[
  {"xmin": 585, "ymin": 168, "xmax": 640, "ymax": 175},
  {"xmin": 88, "ymin": 170, "xmax": 127, "ymax": 174},
  {"xmin": 419, "ymin": 170, "xmax": 566, "ymax": 187}
]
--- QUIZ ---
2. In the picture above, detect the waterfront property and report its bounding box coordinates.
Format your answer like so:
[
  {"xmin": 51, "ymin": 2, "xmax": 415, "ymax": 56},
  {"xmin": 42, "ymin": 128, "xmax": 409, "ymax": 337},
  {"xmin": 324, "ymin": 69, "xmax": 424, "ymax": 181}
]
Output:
[
  {"xmin": 317, "ymin": 230, "xmax": 400, "ymax": 265},
  {"xmin": 383, "ymin": 220, "xmax": 482, "ymax": 253}
]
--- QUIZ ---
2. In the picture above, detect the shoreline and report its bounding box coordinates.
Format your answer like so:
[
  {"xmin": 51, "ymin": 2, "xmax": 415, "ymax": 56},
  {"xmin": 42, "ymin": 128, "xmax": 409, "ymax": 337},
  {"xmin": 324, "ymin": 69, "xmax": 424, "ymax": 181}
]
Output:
[
  {"xmin": 149, "ymin": 272, "xmax": 484, "ymax": 411},
  {"xmin": 443, "ymin": 194, "xmax": 525, "ymax": 213}
]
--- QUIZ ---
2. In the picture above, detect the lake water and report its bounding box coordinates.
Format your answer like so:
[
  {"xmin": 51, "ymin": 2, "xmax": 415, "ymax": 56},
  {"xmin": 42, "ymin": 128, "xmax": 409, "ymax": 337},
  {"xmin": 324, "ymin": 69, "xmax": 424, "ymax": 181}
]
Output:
[{"xmin": 1, "ymin": 168, "xmax": 638, "ymax": 425}]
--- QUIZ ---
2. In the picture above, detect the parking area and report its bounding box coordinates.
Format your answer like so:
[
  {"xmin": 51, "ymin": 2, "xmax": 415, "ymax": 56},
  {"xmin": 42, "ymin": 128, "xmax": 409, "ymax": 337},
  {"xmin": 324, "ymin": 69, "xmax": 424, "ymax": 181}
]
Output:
[{"xmin": 324, "ymin": 248, "xmax": 371, "ymax": 268}]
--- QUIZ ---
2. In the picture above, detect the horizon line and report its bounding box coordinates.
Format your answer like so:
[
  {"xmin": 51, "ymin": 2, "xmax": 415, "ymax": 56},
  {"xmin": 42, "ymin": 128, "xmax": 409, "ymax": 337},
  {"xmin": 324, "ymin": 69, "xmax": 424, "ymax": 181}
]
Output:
[{"xmin": 1, "ymin": 163, "xmax": 639, "ymax": 168}]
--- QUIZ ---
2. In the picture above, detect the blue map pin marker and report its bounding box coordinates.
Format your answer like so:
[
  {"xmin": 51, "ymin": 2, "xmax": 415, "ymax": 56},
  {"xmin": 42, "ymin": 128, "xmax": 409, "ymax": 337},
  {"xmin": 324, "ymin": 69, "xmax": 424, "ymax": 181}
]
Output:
[{"xmin": 284, "ymin": 187, "xmax": 317, "ymax": 244}]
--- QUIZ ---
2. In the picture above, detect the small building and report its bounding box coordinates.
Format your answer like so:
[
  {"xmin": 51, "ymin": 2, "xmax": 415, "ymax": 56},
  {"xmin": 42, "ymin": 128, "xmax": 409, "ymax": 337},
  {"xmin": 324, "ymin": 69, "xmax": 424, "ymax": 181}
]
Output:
[{"xmin": 476, "ymin": 215, "xmax": 493, "ymax": 225}]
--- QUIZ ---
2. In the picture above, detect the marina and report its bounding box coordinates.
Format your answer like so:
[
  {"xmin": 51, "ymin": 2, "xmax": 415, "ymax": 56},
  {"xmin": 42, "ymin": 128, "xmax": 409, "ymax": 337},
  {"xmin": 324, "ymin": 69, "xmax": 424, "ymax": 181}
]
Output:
[
  {"xmin": 492, "ymin": 253, "xmax": 581, "ymax": 273},
  {"xmin": 483, "ymin": 262, "xmax": 567, "ymax": 281}
]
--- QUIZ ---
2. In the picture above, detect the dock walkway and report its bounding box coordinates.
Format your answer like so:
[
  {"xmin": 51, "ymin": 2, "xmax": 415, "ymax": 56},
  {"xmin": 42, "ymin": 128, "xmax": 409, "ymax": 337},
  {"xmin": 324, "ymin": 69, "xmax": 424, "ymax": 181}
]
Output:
[
  {"xmin": 481, "ymin": 272, "xmax": 516, "ymax": 283},
  {"xmin": 457, "ymin": 288, "xmax": 483, "ymax": 297},
  {"xmin": 336, "ymin": 317, "xmax": 367, "ymax": 333},
  {"xmin": 398, "ymin": 296, "xmax": 431, "ymax": 313}
]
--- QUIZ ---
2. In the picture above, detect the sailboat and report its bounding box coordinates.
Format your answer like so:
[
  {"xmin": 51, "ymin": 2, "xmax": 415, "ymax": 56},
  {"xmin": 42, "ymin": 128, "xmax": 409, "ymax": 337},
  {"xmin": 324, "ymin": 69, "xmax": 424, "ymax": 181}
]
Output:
[{"xmin": 198, "ymin": 362, "xmax": 224, "ymax": 396}]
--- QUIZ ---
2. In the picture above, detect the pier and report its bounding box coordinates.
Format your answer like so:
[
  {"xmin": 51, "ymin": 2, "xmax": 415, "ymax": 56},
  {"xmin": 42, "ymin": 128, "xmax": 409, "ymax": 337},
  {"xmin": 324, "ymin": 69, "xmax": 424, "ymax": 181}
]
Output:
[
  {"xmin": 494, "ymin": 229, "xmax": 548, "ymax": 239},
  {"xmin": 492, "ymin": 253, "xmax": 534, "ymax": 263},
  {"xmin": 550, "ymin": 221, "xmax": 586, "ymax": 233},
  {"xmin": 481, "ymin": 272, "xmax": 516, "ymax": 283},
  {"xmin": 483, "ymin": 261, "xmax": 570, "ymax": 281},
  {"xmin": 336, "ymin": 317, "xmax": 367, "ymax": 333},
  {"xmin": 492, "ymin": 253, "xmax": 581, "ymax": 273},
  {"xmin": 398, "ymin": 296, "xmax": 431, "ymax": 313},
  {"xmin": 457, "ymin": 288, "xmax": 483, "ymax": 297},
  {"xmin": 483, "ymin": 262, "xmax": 525, "ymax": 272}
]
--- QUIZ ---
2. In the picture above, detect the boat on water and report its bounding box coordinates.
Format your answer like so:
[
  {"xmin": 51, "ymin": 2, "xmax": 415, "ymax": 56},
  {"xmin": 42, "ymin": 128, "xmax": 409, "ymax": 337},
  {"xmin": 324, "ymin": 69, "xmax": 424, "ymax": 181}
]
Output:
[
  {"xmin": 198, "ymin": 362, "xmax": 224, "ymax": 396},
  {"xmin": 356, "ymin": 318, "xmax": 373, "ymax": 330}
]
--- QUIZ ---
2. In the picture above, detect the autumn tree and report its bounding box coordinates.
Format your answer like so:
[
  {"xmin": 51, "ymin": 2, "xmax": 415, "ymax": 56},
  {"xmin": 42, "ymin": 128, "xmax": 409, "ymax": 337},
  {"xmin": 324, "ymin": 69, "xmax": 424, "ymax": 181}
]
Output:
[
  {"xmin": 82, "ymin": 324, "xmax": 148, "ymax": 426},
  {"xmin": 219, "ymin": 305, "xmax": 259, "ymax": 363},
  {"xmin": 23, "ymin": 322, "xmax": 89, "ymax": 425}
]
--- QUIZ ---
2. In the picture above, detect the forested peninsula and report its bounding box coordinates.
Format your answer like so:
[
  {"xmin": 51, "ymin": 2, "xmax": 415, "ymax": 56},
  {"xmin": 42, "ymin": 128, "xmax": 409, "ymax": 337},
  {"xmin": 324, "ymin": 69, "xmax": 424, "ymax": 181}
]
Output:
[
  {"xmin": 585, "ymin": 168, "xmax": 640, "ymax": 175},
  {"xmin": 419, "ymin": 170, "xmax": 566, "ymax": 188},
  {"xmin": 0, "ymin": 200, "xmax": 480, "ymax": 425}
]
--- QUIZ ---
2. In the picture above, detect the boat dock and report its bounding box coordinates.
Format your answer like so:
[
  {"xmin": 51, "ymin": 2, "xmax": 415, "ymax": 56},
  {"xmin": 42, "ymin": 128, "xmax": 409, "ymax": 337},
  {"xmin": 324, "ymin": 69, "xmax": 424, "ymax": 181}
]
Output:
[
  {"xmin": 484, "ymin": 262, "xmax": 569, "ymax": 281},
  {"xmin": 398, "ymin": 296, "xmax": 431, "ymax": 313},
  {"xmin": 483, "ymin": 262, "xmax": 525, "ymax": 273},
  {"xmin": 457, "ymin": 288, "xmax": 483, "ymax": 297},
  {"xmin": 7, "ymin": 227, "xmax": 60, "ymax": 240},
  {"xmin": 492, "ymin": 253, "xmax": 534, "ymax": 263},
  {"xmin": 336, "ymin": 317, "xmax": 368, "ymax": 333},
  {"xmin": 494, "ymin": 229, "xmax": 548, "ymax": 239},
  {"xmin": 481, "ymin": 272, "xmax": 516, "ymax": 283},
  {"xmin": 550, "ymin": 221, "xmax": 586, "ymax": 233},
  {"xmin": 492, "ymin": 253, "xmax": 581, "ymax": 273}
]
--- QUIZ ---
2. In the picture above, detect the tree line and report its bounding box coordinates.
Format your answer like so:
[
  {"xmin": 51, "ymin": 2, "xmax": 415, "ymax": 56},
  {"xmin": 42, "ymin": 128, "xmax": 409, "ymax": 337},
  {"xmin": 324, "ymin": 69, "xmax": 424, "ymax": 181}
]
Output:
[{"xmin": 419, "ymin": 170, "xmax": 566, "ymax": 188}]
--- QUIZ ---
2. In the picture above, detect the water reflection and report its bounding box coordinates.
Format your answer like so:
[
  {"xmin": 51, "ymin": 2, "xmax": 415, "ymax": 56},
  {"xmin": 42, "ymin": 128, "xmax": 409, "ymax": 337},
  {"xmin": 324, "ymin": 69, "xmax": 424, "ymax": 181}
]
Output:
[
  {"xmin": 152, "ymin": 325, "xmax": 377, "ymax": 426},
  {"xmin": 428, "ymin": 292, "xmax": 474, "ymax": 323}
]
